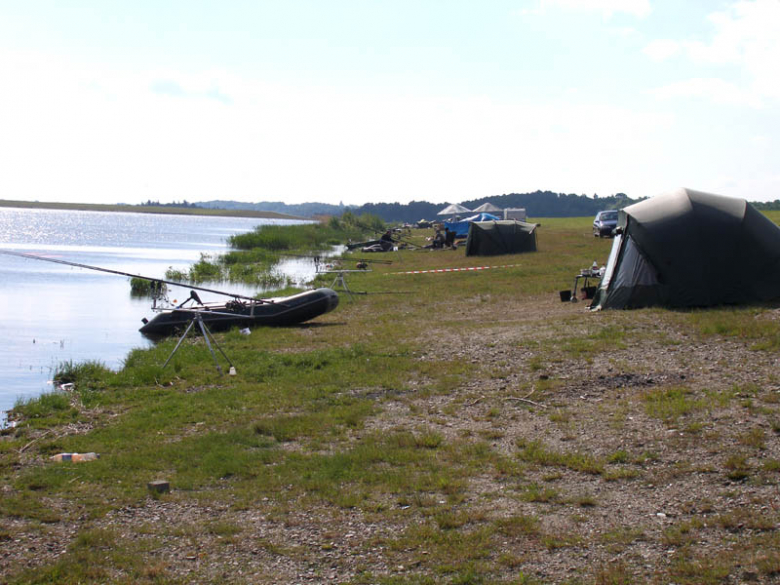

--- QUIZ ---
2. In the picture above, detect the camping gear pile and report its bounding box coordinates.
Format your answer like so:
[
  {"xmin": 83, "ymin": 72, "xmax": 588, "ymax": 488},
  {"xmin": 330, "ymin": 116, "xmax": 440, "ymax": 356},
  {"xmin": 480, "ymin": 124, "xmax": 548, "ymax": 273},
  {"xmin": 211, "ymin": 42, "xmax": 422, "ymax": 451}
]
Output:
[{"xmin": 444, "ymin": 213, "xmax": 501, "ymax": 238}]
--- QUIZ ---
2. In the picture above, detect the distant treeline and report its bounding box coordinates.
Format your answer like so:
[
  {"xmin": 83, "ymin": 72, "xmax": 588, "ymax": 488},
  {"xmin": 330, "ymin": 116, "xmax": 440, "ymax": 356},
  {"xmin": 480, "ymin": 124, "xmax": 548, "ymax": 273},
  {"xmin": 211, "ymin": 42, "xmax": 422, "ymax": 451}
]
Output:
[
  {"xmin": 139, "ymin": 200, "xmax": 200, "ymax": 208},
  {"xmin": 199, "ymin": 191, "xmax": 642, "ymax": 223},
  {"xmin": 355, "ymin": 191, "xmax": 640, "ymax": 223},
  {"xmin": 751, "ymin": 200, "xmax": 780, "ymax": 211},
  {"xmin": 198, "ymin": 200, "xmax": 346, "ymax": 218}
]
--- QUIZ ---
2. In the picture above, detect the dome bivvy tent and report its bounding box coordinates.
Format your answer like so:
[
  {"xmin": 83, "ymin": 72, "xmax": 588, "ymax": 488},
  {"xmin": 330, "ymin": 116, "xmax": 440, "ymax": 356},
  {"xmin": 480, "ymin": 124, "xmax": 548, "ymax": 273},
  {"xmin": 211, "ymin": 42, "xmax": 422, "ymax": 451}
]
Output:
[
  {"xmin": 591, "ymin": 188, "xmax": 780, "ymax": 311},
  {"xmin": 465, "ymin": 220, "xmax": 539, "ymax": 257}
]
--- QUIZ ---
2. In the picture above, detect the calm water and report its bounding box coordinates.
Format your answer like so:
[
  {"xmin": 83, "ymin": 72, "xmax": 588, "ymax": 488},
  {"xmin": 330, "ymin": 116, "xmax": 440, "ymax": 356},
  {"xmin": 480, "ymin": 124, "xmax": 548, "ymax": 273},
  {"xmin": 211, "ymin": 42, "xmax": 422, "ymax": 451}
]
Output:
[{"xmin": 0, "ymin": 208, "xmax": 315, "ymax": 419}]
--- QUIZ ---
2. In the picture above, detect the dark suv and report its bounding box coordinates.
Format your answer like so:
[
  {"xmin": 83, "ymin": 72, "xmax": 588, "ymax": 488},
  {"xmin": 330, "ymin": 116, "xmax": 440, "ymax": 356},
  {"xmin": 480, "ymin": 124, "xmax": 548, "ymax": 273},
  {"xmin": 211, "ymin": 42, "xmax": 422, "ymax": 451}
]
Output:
[{"xmin": 593, "ymin": 210, "xmax": 618, "ymax": 238}]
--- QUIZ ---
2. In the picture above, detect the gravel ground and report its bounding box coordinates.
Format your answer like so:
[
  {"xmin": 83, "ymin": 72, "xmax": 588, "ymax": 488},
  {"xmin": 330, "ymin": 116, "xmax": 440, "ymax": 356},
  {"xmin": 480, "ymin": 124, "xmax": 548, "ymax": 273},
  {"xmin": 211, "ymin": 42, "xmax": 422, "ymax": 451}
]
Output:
[{"xmin": 3, "ymin": 294, "xmax": 780, "ymax": 584}]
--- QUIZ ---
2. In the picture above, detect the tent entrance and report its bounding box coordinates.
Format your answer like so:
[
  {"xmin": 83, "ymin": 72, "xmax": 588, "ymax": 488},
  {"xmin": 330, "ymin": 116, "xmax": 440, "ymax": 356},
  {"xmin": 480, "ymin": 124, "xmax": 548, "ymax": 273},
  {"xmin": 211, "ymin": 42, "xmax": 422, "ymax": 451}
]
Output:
[{"xmin": 592, "ymin": 235, "xmax": 660, "ymax": 310}]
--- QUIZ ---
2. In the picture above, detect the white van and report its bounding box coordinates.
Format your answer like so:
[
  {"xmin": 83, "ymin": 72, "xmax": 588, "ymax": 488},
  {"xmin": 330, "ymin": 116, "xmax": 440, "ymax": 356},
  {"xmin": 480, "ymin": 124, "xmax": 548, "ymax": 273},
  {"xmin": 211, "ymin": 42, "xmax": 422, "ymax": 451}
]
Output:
[{"xmin": 503, "ymin": 208, "xmax": 527, "ymax": 221}]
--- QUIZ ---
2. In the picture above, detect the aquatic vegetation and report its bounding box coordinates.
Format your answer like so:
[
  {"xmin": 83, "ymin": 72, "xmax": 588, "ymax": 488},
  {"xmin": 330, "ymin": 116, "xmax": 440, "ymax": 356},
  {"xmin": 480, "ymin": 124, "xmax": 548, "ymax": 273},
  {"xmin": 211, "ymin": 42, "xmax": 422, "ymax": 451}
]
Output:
[
  {"xmin": 164, "ymin": 267, "xmax": 187, "ymax": 281},
  {"xmin": 160, "ymin": 215, "xmax": 384, "ymax": 287},
  {"xmin": 129, "ymin": 277, "xmax": 166, "ymax": 297},
  {"xmin": 53, "ymin": 359, "xmax": 112, "ymax": 387},
  {"xmin": 163, "ymin": 252, "xmax": 292, "ymax": 287},
  {"xmin": 229, "ymin": 213, "xmax": 381, "ymax": 251}
]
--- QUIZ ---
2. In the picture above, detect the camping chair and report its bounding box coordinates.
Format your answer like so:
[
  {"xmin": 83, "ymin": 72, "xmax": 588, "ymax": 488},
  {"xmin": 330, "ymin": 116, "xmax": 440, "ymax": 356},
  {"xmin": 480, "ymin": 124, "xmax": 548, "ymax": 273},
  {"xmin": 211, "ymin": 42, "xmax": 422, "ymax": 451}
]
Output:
[{"xmin": 444, "ymin": 229, "xmax": 456, "ymax": 248}]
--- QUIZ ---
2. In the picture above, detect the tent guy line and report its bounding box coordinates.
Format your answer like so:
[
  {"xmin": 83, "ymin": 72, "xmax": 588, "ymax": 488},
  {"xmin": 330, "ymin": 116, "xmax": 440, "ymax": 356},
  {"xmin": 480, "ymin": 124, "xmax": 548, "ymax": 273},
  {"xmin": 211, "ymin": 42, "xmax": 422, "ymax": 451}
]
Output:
[{"xmin": 385, "ymin": 264, "xmax": 523, "ymax": 275}]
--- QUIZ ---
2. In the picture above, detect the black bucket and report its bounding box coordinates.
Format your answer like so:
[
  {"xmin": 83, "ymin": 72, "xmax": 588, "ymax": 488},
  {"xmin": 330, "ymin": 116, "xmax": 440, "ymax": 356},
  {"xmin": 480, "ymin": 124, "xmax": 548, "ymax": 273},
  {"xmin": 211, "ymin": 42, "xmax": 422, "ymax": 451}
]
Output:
[{"xmin": 559, "ymin": 290, "xmax": 572, "ymax": 302}]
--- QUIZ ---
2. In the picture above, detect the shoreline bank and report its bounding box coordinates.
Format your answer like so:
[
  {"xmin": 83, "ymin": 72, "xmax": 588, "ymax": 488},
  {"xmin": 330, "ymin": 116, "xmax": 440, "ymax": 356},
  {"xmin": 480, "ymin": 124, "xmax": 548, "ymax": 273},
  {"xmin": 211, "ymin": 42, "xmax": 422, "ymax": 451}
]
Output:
[{"xmin": 0, "ymin": 199, "xmax": 305, "ymax": 221}]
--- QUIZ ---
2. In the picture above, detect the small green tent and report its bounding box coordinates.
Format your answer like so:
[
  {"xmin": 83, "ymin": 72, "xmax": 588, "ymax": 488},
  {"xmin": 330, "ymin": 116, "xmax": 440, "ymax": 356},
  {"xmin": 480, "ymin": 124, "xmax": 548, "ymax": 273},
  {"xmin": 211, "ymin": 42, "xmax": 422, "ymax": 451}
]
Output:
[
  {"xmin": 465, "ymin": 220, "xmax": 538, "ymax": 257},
  {"xmin": 591, "ymin": 188, "xmax": 780, "ymax": 310}
]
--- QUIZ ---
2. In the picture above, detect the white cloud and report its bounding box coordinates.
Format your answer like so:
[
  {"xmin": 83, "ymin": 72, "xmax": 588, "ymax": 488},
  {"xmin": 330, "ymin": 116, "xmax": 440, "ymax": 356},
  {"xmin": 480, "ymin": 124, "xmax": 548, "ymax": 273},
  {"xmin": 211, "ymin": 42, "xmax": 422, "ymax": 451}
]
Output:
[
  {"xmin": 541, "ymin": 0, "xmax": 652, "ymax": 18},
  {"xmin": 707, "ymin": 170, "xmax": 780, "ymax": 201},
  {"xmin": 642, "ymin": 39, "xmax": 681, "ymax": 61},
  {"xmin": 648, "ymin": 77, "xmax": 761, "ymax": 107},
  {"xmin": 645, "ymin": 0, "xmax": 780, "ymax": 105},
  {"xmin": 517, "ymin": 5, "xmax": 543, "ymax": 16},
  {"xmin": 688, "ymin": 0, "xmax": 780, "ymax": 67},
  {"xmin": 609, "ymin": 26, "xmax": 640, "ymax": 38},
  {"xmin": 0, "ymin": 48, "xmax": 680, "ymax": 204}
]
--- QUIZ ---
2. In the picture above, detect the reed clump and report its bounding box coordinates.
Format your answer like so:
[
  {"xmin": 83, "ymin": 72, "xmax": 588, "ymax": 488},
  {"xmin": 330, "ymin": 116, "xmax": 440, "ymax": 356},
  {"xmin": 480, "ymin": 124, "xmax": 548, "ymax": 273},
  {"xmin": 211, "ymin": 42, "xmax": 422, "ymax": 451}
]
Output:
[
  {"xmin": 129, "ymin": 278, "xmax": 167, "ymax": 297},
  {"xmin": 158, "ymin": 214, "xmax": 383, "ymax": 286},
  {"xmin": 228, "ymin": 212, "xmax": 381, "ymax": 251}
]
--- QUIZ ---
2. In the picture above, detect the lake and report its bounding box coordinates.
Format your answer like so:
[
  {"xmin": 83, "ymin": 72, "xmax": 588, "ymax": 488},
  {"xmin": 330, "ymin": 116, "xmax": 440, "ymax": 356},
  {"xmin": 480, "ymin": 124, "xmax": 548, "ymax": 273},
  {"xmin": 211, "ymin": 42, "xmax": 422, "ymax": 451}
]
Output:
[{"xmin": 0, "ymin": 207, "xmax": 316, "ymax": 420}]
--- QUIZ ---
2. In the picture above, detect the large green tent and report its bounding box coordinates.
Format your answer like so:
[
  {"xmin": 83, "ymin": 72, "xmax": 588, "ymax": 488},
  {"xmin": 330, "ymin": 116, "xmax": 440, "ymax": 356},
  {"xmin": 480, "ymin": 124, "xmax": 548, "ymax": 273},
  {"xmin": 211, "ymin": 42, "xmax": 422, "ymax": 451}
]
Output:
[
  {"xmin": 591, "ymin": 188, "xmax": 780, "ymax": 310},
  {"xmin": 465, "ymin": 220, "xmax": 538, "ymax": 257}
]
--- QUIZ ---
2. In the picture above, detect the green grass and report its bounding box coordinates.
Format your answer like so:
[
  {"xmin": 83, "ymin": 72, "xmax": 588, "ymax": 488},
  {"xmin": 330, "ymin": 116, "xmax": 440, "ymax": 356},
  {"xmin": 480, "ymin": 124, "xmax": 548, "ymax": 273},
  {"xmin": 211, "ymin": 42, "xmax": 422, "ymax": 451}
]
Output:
[
  {"xmin": 4, "ymin": 215, "xmax": 780, "ymax": 584},
  {"xmin": 667, "ymin": 551, "xmax": 732, "ymax": 585},
  {"xmin": 641, "ymin": 386, "xmax": 705, "ymax": 423},
  {"xmin": 53, "ymin": 359, "xmax": 112, "ymax": 387},
  {"xmin": 3, "ymin": 339, "xmax": 466, "ymax": 519},
  {"xmin": 723, "ymin": 453, "xmax": 751, "ymax": 481},
  {"xmin": 679, "ymin": 307, "xmax": 780, "ymax": 350},
  {"xmin": 519, "ymin": 482, "xmax": 558, "ymax": 503},
  {"xmin": 12, "ymin": 390, "xmax": 74, "ymax": 423},
  {"xmin": 10, "ymin": 526, "xmax": 177, "ymax": 584},
  {"xmin": 561, "ymin": 324, "xmax": 627, "ymax": 359},
  {"xmin": 515, "ymin": 439, "xmax": 605, "ymax": 475},
  {"xmin": 592, "ymin": 561, "xmax": 634, "ymax": 585},
  {"xmin": 494, "ymin": 514, "xmax": 540, "ymax": 537}
]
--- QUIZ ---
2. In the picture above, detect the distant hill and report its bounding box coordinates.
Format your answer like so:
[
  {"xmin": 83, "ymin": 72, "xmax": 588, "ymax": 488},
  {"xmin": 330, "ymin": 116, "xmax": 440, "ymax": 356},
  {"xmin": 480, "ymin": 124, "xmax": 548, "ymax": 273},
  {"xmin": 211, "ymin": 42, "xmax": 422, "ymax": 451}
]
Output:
[
  {"xmin": 198, "ymin": 191, "xmax": 642, "ymax": 223},
  {"xmin": 0, "ymin": 199, "xmax": 297, "ymax": 219}
]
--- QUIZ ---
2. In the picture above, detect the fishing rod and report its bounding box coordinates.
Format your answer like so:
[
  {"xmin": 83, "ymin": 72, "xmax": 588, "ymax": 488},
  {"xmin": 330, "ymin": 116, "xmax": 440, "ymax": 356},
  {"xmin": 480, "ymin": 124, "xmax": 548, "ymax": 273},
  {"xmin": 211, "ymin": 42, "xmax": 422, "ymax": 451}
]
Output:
[
  {"xmin": 352, "ymin": 220, "xmax": 419, "ymax": 248},
  {"xmin": 160, "ymin": 306, "xmax": 257, "ymax": 319},
  {"xmin": 384, "ymin": 263, "xmax": 523, "ymax": 275},
  {"xmin": 278, "ymin": 252, "xmax": 323, "ymax": 261},
  {"xmin": 337, "ymin": 256, "xmax": 393, "ymax": 265},
  {"xmin": 278, "ymin": 251, "xmax": 393, "ymax": 265},
  {"xmin": 0, "ymin": 250, "xmax": 277, "ymax": 304},
  {"xmin": 279, "ymin": 252, "xmax": 392, "ymax": 265}
]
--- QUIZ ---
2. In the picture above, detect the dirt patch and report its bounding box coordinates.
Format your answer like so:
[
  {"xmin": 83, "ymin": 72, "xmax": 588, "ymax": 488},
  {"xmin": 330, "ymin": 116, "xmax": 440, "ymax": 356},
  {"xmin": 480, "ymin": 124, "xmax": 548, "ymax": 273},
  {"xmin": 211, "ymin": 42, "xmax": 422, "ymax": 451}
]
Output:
[{"xmin": 356, "ymin": 294, "xmax": 780, "ymax": 583}]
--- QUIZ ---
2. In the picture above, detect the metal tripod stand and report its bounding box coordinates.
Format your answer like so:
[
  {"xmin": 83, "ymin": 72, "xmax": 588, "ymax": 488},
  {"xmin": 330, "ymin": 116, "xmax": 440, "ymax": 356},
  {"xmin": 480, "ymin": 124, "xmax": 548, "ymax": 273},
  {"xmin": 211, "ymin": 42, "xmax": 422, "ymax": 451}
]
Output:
[
  {"xmin": 162, "ymin": 311, "xmax": 236, "ymax": 376},
  {"xmin": 330, "ymin": 270, "xmax": 354, "ymax": 300},
  {"xmin": 325, "ymin": 269, "xmax": 371, "ymax": 300}
]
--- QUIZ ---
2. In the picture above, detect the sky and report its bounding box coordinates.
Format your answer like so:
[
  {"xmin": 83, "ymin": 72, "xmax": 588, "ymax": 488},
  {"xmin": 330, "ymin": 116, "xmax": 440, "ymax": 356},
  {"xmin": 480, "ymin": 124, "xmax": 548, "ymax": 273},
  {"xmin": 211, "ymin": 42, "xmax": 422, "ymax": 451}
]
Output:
[{"xmin": 0, "ymin": 0, "xmax": 778, "ymax": 206}]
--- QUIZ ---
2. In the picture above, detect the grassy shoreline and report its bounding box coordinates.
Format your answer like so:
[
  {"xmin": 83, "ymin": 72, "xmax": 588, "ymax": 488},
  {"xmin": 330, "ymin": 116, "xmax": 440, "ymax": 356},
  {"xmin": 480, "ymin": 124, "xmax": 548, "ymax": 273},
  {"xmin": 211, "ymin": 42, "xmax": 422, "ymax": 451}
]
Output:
[
  {"xmin": 0, "ymin": 199, "xmax": 304, "ymax": 220},
  {"xmin": 2, "ymin": 216, "xmax": 780, "ymax": 584}
]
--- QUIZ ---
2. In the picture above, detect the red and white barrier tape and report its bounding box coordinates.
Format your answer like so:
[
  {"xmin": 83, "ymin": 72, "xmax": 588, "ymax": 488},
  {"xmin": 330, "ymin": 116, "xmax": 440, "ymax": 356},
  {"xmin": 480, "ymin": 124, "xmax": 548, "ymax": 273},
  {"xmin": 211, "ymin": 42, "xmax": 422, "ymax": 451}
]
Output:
[{"xmin": 385, "ymin": 264, "xmax": 522, "ymax": 275}]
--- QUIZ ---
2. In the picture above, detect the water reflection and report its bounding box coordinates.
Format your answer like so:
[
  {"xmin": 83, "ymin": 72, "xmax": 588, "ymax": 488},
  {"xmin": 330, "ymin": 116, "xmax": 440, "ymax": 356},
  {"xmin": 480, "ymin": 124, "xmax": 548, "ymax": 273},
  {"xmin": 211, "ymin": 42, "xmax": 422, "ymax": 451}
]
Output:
[{"xmin": 0, "ymin": 208, "xmax": 321, "ymax": 419}]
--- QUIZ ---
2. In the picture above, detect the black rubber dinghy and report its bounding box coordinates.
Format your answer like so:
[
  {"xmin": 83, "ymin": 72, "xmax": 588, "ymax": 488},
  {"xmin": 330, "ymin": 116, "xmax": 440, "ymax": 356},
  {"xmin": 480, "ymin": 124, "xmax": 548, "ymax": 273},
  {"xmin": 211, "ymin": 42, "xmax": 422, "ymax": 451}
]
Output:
[{"xmin": 139, "ymin": 288, "xmax": 339, "ymax": 337}]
